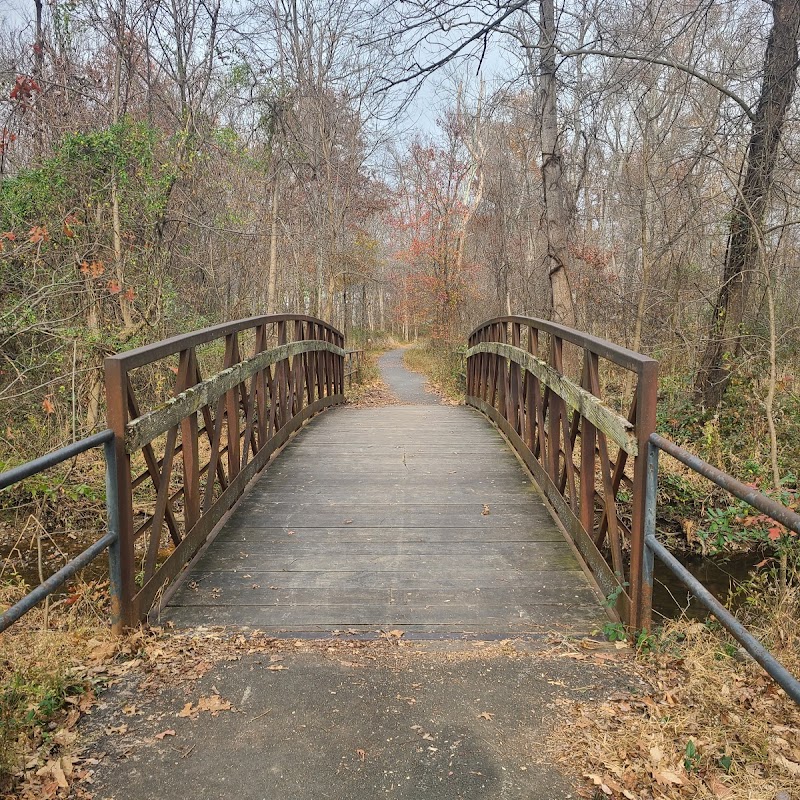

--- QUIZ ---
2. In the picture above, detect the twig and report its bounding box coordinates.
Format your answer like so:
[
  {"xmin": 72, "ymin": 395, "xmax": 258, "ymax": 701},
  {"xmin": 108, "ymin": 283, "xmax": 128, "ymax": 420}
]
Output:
[{"xmin": 249, "ymin": 708, "xmax": 271, "ymax": 722}]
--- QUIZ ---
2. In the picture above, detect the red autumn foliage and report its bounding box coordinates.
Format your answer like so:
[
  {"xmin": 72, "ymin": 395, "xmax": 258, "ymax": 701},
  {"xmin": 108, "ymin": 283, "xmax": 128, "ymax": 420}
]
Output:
[{"xmin": 9, "ymin": 75, "xmax": 41, "ymax": 111}]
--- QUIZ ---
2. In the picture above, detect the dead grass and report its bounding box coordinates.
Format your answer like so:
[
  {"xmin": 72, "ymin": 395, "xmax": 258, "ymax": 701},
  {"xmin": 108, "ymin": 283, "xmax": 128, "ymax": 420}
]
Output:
[
  {"xmin": 553, "ymin": 585, "xmax": 800, "ymax": 799},
  {"xmin": 0, "ymin": 580, "xmax": 125, "ymax": 799}
]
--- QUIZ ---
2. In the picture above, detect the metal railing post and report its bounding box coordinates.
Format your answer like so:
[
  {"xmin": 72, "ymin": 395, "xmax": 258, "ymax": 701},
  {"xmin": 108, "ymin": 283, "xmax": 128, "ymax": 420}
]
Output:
[
  {"xmin": 641, "ymin": 440, "xmax": 659, "ymax": 631},
  {"xmin": 104, "ymin": 436, "xmax": 124, "ymax": 634}
]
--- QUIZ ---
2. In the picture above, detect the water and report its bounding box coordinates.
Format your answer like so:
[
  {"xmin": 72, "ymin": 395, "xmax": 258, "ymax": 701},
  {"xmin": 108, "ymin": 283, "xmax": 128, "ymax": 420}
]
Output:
[{"xmin": 651, "ymin": 550, "xmax": 761, "ymax": 621}]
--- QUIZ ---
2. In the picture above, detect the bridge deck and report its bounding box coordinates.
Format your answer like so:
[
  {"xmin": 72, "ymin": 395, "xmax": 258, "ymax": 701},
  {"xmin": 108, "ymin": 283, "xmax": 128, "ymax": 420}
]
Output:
[{"xmin": 161, "ymin": 351, "xmax": 606, "ymax": 635}]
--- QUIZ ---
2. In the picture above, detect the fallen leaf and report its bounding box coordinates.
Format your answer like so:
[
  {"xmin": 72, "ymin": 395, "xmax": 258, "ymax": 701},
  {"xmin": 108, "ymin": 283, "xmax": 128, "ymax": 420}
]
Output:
[
  {"xmin": 584, "ymin": 773, "xmax": 612, "ymax": 796},
  {"xmin": 155, "ymin": 729, "xmax": 176, "ymax": 740},
  {"xmin": 105, "ymin": 724, "xmax": 128, "ymax": 735},
  {"xmin": 88, "ymin": 640, "xmax": 117, "ymax": 662},
  {"xmin": 197, "ymin": 695, "xmax": 232, "ymax": 716},
  {"xmin": 773, "ymin": 753, "xmax": 800, "ymax": 776},
  {"xmin": 356, "ymin": 748, "xmax": 366, "ymax": 762},
  {"xmin": 178, "ymin": 702, "xmax": 196, "ymax": 719},
  {"xmin": 267, "ymin": 664, "xmax": 288, "ymax": 671},
  {"xmin": 53, "ymin": 728, "xmax": 78, "ymax": 748},
  {"xmin": 704, "ymin": 776, "xmax": 733, "ymax": 798},
  {"xmin": 482, "ymin": 504, "xmax": 490, "ymax": 515},
  {"xmin": 478, "ymin": 712, "xmax": 495, "ymax": 721},
  {"xmin": 653, "ymin": 769, "xmax": 684, "ymax": 786},
  {"xmin": 51, "ymin": 761, "xmax": 69, "ymax": 789}
]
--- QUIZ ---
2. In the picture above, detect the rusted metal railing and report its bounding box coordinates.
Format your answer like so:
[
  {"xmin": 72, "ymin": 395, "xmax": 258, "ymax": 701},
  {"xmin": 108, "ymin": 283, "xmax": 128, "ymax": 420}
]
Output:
[
  {"xmin": 344, "ymin": 350, "xmax": 363, "ymax": 387},
  {"xmin": 105, "ymin": 314, "xmax": 345, "ymax": 628},
  {"xmin": 466, "ymin": 316, "xmax": 658, "ymax": 628}
]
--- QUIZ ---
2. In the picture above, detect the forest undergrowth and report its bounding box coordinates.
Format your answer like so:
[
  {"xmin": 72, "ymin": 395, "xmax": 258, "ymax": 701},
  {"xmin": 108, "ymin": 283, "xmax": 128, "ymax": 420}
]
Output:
[
  {"xmin": 0, "ymin": 579, "xmax": 123, "ymax": 799},
  {"xmin": 557, "ymin": 581, "xmax": 800, "ymax": 800}
]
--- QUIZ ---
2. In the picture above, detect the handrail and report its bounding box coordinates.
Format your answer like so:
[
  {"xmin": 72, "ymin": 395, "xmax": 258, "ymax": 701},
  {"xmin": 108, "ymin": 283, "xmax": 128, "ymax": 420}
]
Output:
[
  {"xmin": 106, "ymin": 314, "xmax": 344, "ymax": 371},
  {"xmin": 644, "ymin": 437, "xmax": 800, "ymax": 705},
  {"xmin": 469, "ymin": 315, "xmax": 657, "ymax": 373},
  {"xmin": 0, "ymin": 429, "xmax": 113, "ymax": 489},
  {"xmin": 466, "ymin": 315, "xmax": 658, "ymax": 629},
  {"xmin": 650, "ymin": 433, "xmax": 800, "ymax": 534},
  {"xmin": 0, "ymin": 431, "xmax": 122, "ymax": 632},
  {"xmin": 105, "ymin": 313, "xmax": 346, "ymax": 626}
]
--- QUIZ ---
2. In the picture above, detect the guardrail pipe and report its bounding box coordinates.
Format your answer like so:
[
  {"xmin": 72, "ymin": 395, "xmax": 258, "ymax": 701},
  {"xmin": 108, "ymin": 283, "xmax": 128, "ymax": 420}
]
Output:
[
  {"xmin": 0, "ymin": 532, "xmax": 118, "ymax": 633},
  {"xmin": 646, "ymin": 535, "xmax": 800, "ymax": 705},
  {"xmin": 104, "ymin": 436, "xmax": 123, "ymax": 633}
]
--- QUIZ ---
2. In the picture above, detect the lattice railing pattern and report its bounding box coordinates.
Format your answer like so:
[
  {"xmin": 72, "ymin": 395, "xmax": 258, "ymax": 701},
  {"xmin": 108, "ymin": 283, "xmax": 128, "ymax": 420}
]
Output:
[
  {"xmin": 466, "ymin": 316, "xmax": 657, "ymax": 628},
  {"xmin": 105, "ymin": 315, "xmax": 345, "ymax": 625}
]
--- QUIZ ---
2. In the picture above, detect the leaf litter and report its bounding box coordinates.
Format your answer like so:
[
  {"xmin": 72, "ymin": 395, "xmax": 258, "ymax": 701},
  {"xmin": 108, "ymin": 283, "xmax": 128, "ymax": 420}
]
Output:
[{"xmin": 549, "ymin": 606, "xmax": 800, "ymax": 800}]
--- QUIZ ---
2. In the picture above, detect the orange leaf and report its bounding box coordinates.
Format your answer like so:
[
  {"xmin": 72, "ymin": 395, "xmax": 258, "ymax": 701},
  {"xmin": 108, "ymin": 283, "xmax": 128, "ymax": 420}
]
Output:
[
  {"xmin": 107, "ymin": 280, "xmax": 121, "ymax": 294},
  {"xmin": 28, "ymin": 225, "xmax": 49, "ymax": 243},
  {"xmin": 42, "ymin": 396, "xmax": 55, "ymax": 415}
]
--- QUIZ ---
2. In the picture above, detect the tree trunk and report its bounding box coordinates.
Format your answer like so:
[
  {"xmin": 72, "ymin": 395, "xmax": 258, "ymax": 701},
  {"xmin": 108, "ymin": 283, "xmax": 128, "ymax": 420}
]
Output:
[
  {"xmin": 33, "ymin": 0, "xmax": 44, "ymax": 160},
  {"xmin": 267, "ymin": 174, "xmax": 280, "ymax": 311},
  {"xmin": 539, "ymin": 0, "xmax": 576, "ymax": 328},
  {"xmin": 695, "ymin": 0, "xmax": 800, "ymax": 408},
  {"xmin": 111, "ymin": 0, "xmax": 133, "ymax": 331}
]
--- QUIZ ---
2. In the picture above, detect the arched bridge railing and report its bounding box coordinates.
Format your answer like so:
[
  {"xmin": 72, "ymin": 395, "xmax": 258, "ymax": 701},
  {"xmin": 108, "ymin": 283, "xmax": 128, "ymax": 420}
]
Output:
[
  {"xmin": 466, "ymin": 316, "xmax": 658, "ymax": 629},
  {"xmin": 105, "ymin": 314, "xmax": 345, "ymax": 627}
]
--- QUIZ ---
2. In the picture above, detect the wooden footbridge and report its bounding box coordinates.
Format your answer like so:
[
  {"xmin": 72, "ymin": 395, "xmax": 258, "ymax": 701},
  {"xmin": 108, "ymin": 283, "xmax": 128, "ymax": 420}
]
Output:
[
  {"xmin": 100, "ymin": 313, "xmax": 656, "ymax": 635},
  {"xmin": 1, "ymin": 314, "xmax": 799, "ymax": 700}
]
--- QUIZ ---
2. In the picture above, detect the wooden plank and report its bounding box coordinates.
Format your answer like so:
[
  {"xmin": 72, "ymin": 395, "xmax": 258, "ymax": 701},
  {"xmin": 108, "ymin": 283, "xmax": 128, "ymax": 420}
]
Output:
[
  {"xmin": 161, "ymin": 605, "xmax": 605, "ymax": 631},
  {"xmin": 183, "ymin": 551, "xmax": 585, "ymax": 574},
  {"xmin": 172, "ymin": 569, "xmax": 595, "ymax": 594},
  {"xmin": 190, "ymin": 539, "xmax": 578, "ymax": 559},
  {"xmin": 211, "ymin": 526, "xmax": 566, "ymax": 543},
  {"xmin": 227, "ymin": 503, "xmax": 559, "ymax": 530},
  {"xmin": 467, "ymin": 341, "xmax": 638, "ymax": 455},
  {"xmin": 169, "ymin": 585, "xmax": 597, "ymax": 608}
]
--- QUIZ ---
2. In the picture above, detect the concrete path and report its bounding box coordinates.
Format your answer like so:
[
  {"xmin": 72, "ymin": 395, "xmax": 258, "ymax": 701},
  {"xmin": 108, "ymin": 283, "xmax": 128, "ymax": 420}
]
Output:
[
  {"xmin": 86, "ymin": 635, "xmax": 636, "ymax": 800},
  {"xmin": 378, "ymin": 348, "xmax": 439, "ymax": 404},
  {"xmin": 160, "ymin": 349, "xmax": 605, "ymax": 635}
]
